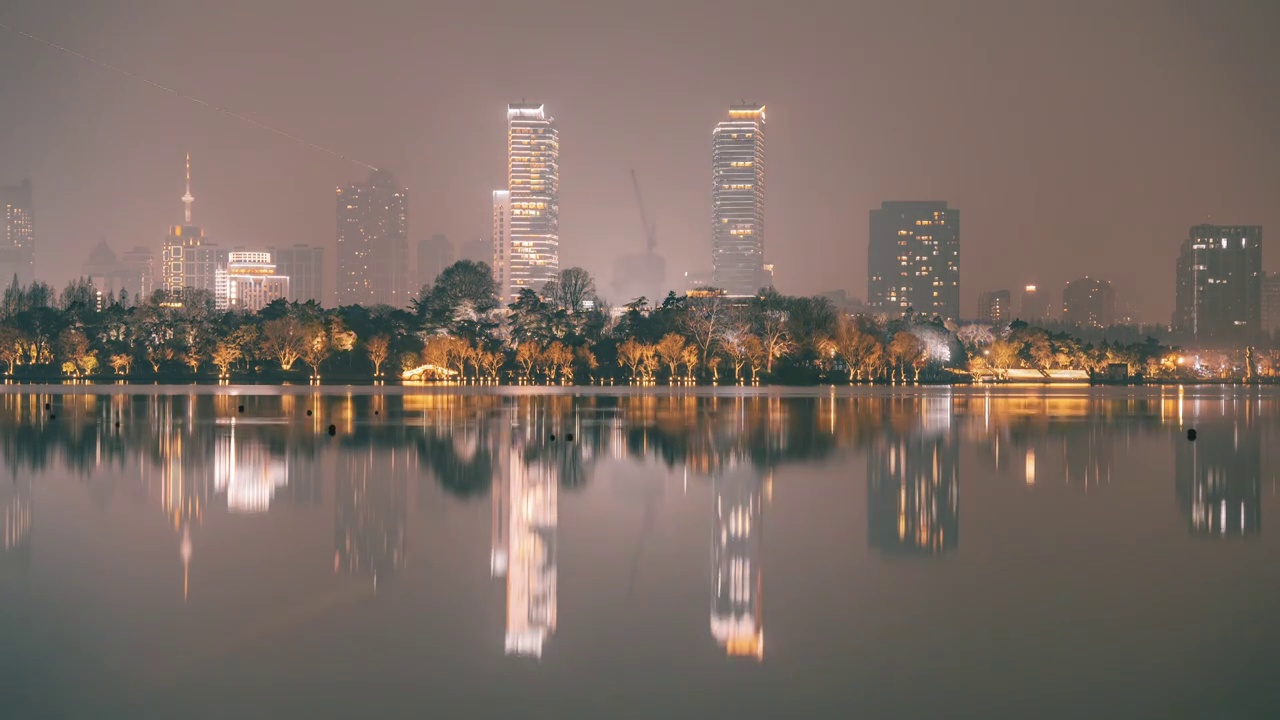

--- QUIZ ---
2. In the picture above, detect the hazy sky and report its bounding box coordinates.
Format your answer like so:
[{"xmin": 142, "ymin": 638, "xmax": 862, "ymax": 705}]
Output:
[{"xmin": 2, "ymin": 0, "xmax": 1278, "ymax": 321}]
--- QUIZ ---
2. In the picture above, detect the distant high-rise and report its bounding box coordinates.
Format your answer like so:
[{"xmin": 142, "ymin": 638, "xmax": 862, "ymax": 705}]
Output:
[
  {"xmin": 977, "ymin": 289, "xmax": 1012, "ymax": 325},
  {"xmin": 1173, "ymin": 224, "xmax": 1262, "ymax": 344},
  {"xmin": 0, "ymin": 179, "xmax": 34, "ymax": 287},
  {"xmin": 336, "ymin": 169, "xmax": 409, "ymax": 306},
  {"xmin": 493, "ymin": 103, "xmax": 559, "ymax": 305},
  {"xmin": 867, "ymin": 201, "xmax": 961, "ymax": 321},
  {"xmin": 712, "ymin": 104, "xmax": 767, "ymax": 297},
  {"xmin": 1062, "ymin": 277, "xmax": 1115, "ymax": 328},
  {"xmin": 1262, "ymin": 272, "xmax": 1280, "ymax": 339},
  {"xmin": 162, "ymin": 155, "xmax": 224, "ymax": 300},
  {"xmin": 1019, "ymin": 284, "xmax": 1049, "ymax": 321},
  {"xmin": 119, "ymin": 246, "xmax": 155, "ymax": 300},
  {"xmin": 459, "ymin": 237, "xmax": 491, "ymax": 265},
  {"xmin": 417, "ymin": 234, "xmax": 455, "ymax": 290},
  {"xmin": 83, "ymin": 239, "xmax": 121, "ymax": 301},
  {"xmin": 492, "ymin": 190, "xmax": 513, "ymax": 302},
  {"xmin": 216, "ymin": 251, "xmax": 290, "ymax": 312},
  {"xmin": 269, "ymin": 245, "xmax": 324, "ymax": 304}
]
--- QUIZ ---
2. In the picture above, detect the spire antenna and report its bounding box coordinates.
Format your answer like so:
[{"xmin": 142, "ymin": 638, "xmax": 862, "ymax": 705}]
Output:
[{"xmin": 182, "ymin": 152, "xmax": 194, "ymax": 224}]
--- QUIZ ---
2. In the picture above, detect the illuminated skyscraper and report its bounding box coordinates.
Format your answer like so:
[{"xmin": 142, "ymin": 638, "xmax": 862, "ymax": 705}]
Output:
[
  {"xmin": 215, "ymin": 251, "xmax": 290, "ymax": 312},
  {"xmin": 0, "ymin": 179, "xmax": 34, "ymax": 287},
  {"xmin": 868, "ymin": 201, "xmax": 961, "ymax": 321},
  {"xmin": 269, "ymin": 244, "xmax": 324, "ymax": 303},
  {"xmin": 1062, "ymin": 277, "xmax": 1115, "ymax": 328},
  {"xmin": 711, "ymin": 466, "xmax": 765, "ymax": 659},
  {"xmin": 335, "ymin": 169, "xmax": 409, "ymax": 306},
  {"xmin": 161, "ymin": 155, "xmax": 224, "ymax": 299},
  {"xmin": 494, "ymin": 103, "xmax": 559, "ymax": 305},
  {"xmin": 1174, "ymin": 224, "xmax": 1263, "ymax": 344},
  {"xmin": 492, "ymin": 190, "xmax": 513, "ymax": 302},
  {"xmin": 712, "ymin": 104, "xmax": 767, "ymax": 297},
  {"xmin": 977, "ymin": 289, "xmax": 1012, "ymax": 325}
]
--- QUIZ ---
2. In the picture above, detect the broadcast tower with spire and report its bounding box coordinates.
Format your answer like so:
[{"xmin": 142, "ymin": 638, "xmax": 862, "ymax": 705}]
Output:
[{"xmin": 161, "ymin": 153, "xmax": 223, "ymax": 299}]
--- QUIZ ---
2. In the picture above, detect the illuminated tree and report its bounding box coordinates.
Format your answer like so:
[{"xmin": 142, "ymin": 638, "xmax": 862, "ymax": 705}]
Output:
[
  {"xmin": 57, "ymin": 328, "xmax": 91, "ymax": 374},
  {"xmin": 888, "ymin": 331, "xmax": 925, "ymax": 381},
  {"xmin": 260, "ymin": 317, "xmax": 311, "ymax": 371},
  {"xmin": 680, "ymin": 344, "xmax": 699, "ymax": 382},
  {"xmin": 654, "ymin": 333, "xmax": 687, "ymax": 381},
  {"xmin": 108, "ymin": 353, "xmax": 132, "ymax": 375},
  {"xmin": 515, "ymin": 341, "xmax": 541, "ymax": 381},
  {"xmin": 574, "ymin": 345, "xmax": 598, "ymax": 383},
  {"xmin": 539, "ymin": 341, "xmax": 572, "ymax": 383},
  {"xmin": 78, "ymin": 353, "xmax": 99, "ymax": 377},
  {"xmin": 366, "ymin": 334, "xmax": 391, "ymax": 377},
  {"xmin": 301, "ymin": 326, "xmax": 331, "ymax": 377},
  {"xmin": 617, "ymin": 338, "xmax": 649, "ymax": 381},
  {"xmin": 211, "ymin": 341, "xmax": 242, "ymax": 377},
  {"xmin": 0, "ymin": 326, "xmax": 24, "ymax": 373}
]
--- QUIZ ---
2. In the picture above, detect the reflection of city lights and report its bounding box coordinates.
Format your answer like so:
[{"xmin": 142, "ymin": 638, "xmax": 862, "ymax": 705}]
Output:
[{"xmin": 1025, "ymin": 448, "xmax": 1035, "ymax": 485}]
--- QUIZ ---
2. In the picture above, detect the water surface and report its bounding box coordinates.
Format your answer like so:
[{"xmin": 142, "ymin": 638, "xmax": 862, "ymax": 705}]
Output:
[{"xmin": 1, "ymin": 387, "xmax": 1278, "ymax": 718}]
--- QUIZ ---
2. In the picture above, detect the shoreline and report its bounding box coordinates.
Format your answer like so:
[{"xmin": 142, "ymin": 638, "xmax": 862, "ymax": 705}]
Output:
[{"xmin": 1, "ymin": 382, "xmax": 1275, "ymax": 397}]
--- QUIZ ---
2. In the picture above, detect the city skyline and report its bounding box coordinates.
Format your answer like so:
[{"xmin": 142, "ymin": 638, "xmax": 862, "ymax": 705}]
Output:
[{"xmin": 3, "ymin": 2, "xmax": 1278, "ymax": 322}]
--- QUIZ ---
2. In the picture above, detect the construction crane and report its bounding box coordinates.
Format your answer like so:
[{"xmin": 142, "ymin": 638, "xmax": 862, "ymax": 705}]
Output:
[
  {"xmin": 630, "ymin": 168, "xmax": 657, "ymax": 252},
  {"xmin": 611, "ymin": 169, "xmax": 666, "ymax": 302}
]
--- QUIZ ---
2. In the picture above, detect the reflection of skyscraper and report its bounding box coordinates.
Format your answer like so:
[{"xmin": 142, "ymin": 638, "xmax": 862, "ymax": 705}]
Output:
[
  {"xmin": 334, "ymin": 445, "xmax": 407, "ymax": 585},
  {"xmin": 1176, "ymin": 422, "xmax": 1261, "ymax": 537},
  {"xmin": 868, "ymin": 400, "xmax": 959, "ymax": 555},
  {"xmin": 1, "ymin": 475, "xmax": 32, "ymax": 572},
  {"xmin": 710, "ymin": 466, "xmax": 765, "ymax": 660},
  {"xmin": 213, "ymin": 424, "xmax": 290, "ymax": 513},
  {"xmin": 499, "ymin": 413, "xmax": 558, "ymax": 658}
]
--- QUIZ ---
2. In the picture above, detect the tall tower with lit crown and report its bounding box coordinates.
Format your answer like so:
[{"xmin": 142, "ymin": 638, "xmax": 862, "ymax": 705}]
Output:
[
  {"xmin": 495, "ymin": 103, "xmax": 559, "ymax": 305},
  {"xmin": 712, "ymin": 104, "xmax": 767, "ymax": 297},
  {"xmin": 161, "ymin": 154, "xmax": 223, "ymax": 300}
]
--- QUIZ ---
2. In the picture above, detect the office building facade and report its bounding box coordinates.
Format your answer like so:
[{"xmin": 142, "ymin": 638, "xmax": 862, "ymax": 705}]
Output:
[
  {"xmin": 217, "ymin": 251, "xmax": 290, "ymax": 312},
  {"xmin": 1173, "ymin": 224, "xmax": 1262, "ymax": 344},
  {"xmin": 492, "ymin": 103, "xmax": 559, "ymax": 305},
  {"xmin": 417, "ymin": 234, "xmax": 455, "ymax": 289},
  {"xmin": 867, "ymin": 201, "xmax": 961, "ymax": 321},
  {"xmin": 1062, "ymin": 277, "xmax": 1115, "ymax": 328},
  {"xmin": 712, "ymin": 104, "xmax": 767, "ymax": 297},
  {"xmin": 336, "ymin": 169, "xmax": 409, "ymax": 306},
  {"xmin": 0, "ymin": 179, "xmax": 34, "ymax": 287},
  {"xmin": 270, "ymin": 244, "xmax": 324, "ymax": 304},
  {"xmin": 978, "ymin": 289, "xmax": 1012, "ymax": 325}
]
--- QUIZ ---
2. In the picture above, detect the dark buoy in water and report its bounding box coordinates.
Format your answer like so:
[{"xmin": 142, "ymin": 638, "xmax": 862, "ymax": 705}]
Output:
[
  {"xmin": 44, "ymin": 402, "xmax": 51, "ymax": 411},
  {"xmin": 306, "ymin": 409, "xmax": 312, "ymax": 417},
  {"xmin": 374, "ymin": 410, "xmax": 379, "ymax": 416},
  {"xmin": 1187, "ymin": 428, "xmax": 1197, "ymax": 441},
  {"xmin": 566, "ymin": 433, "xmax": 574, "ymax": 442},
  {"xmin": 549, "ymin": 434, "xmax": 556, "ymax": 441},
  {"xmin": 114, "ymin": 421, "xmax": 120, "ymax": 429},
  {"xmin": 238, "ymin": 404, "xmax": 245, "ymax": 413},
  {"xmin": 49, "ymin": 414, "xmax": 56, "ymax": 420},
  {"xmin": 328, "ymin": 424, "xmax": 336, "ymax": 436}
]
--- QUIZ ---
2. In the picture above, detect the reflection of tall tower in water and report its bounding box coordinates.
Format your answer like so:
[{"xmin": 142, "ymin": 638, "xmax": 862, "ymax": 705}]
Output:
[
  {"xmin": 1176, "ymin": 419, "xmax": 1261, "ymax": 537},
  {"xmin": 493, "ymin": 406, "xmax": 558, "ymax": 658},
  {"xmin": 334, "ymin": 443, "xmax": 407, "ymax": 587},
  {"xmin": 711, "ymin": 465, "xmax": 766, "ymax": 659},
  {"xmin": 213, "ymin": 423, "xmax": 290, "ymax": 513},
  {"xmin": 1, "ymin": 475, "xmax": 32, "ymax": 572},
  {"xmin": 869, "ymin": 395, "xmax": 959, "ymax": 555}
]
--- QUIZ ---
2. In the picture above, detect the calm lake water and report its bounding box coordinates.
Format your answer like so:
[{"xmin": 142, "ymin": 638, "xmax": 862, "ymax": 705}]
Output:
[{"xmin": 1, "ymin": 386, "xmax": 1278, "ymax": 718}]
